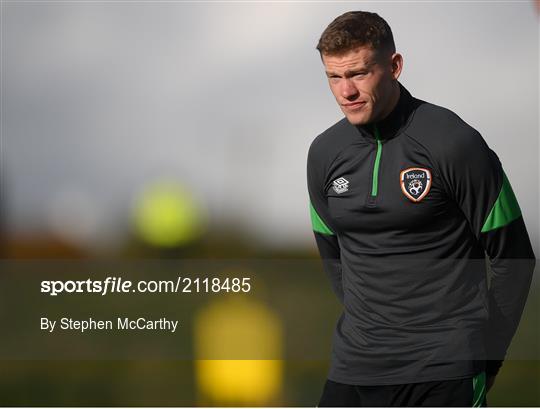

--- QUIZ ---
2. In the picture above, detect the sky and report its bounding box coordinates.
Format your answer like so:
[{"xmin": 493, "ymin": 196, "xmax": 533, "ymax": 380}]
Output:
[{"xmin": 2, "ymin": 1, "xmax": 539, "ymax": 252}]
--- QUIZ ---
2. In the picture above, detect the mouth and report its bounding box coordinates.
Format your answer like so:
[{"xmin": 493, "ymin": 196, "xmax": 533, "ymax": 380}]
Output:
[{"xmin": 342, "ymin": 101, "xmax": 367, "ymax": 110}]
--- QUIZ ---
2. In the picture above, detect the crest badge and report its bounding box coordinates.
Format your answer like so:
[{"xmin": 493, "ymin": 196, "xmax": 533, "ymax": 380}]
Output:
[{"xmin": 400, "ymin": 167, "xmax": 431, "ymax": 202}]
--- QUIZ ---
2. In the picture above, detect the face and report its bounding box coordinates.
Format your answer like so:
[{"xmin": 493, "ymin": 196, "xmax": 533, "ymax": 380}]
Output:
[{"xmin": 322, "ymin": 46, "xmax": 402, "ymax": 125}]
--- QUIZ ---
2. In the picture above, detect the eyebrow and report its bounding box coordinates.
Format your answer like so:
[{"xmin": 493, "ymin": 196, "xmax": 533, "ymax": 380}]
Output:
[
  {"xmin": 325, "ymin": 60, "xmax": 376, "ymax": 78},
  {"xmin": 325, "ymin": 69, "xmax": 364, "ymax": 78}
]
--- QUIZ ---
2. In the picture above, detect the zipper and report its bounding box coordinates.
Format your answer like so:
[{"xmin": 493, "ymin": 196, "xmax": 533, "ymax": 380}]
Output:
[{"xmin": 366, "ymin": 124, "xmax": 382, "ymax": 206}]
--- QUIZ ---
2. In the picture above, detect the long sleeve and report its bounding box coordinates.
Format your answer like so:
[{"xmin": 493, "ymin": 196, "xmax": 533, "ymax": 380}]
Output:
[
  {"xmin": 437, "ymin": 128, "xmax": 536, "ymax": 376},
  {"xmin": 307, "ymin": 143, "xmax": 344, "ymax": 304}
]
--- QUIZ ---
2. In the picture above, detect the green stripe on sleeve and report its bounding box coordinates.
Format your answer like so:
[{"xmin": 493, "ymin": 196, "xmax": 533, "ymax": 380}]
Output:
[
  {"xmin": 481, "ymin": 172, "xmax": 522, "ymax": 233},
  {"xmin": 472, "ymin": 371, "xmax": 486, "ymax": 407},
  {"xmin": 310, "ymin": 202, "xmax": 334, "ymax": 235}
]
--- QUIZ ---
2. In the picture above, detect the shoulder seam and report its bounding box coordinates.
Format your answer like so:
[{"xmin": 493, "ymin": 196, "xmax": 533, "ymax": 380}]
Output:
[
  {"xmin": 311, "ymin": 120, "xmax": 358, "ymax": 184},
  {"xmin": 325, "ymin": 140, "xmax": 358, "ymax": 182},
  {"xmin": 403, "ymin": 131, "xmax": 452, "ymax": 196}
]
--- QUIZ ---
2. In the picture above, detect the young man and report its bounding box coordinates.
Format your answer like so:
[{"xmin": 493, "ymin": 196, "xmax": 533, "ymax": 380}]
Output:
[{"xmin": 307, "ymin": 11, "xmax": 536, "ymax": 407}]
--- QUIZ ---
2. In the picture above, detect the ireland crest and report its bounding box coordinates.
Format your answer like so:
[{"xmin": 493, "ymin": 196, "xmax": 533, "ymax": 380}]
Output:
[{"xmin": 400, "ymin": 167, "xmax": 431, "ymax": 202}]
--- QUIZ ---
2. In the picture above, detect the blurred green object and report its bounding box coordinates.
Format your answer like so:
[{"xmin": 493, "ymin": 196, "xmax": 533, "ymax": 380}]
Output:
[{"xmin": 133, "ymin": 182, "xmax": 206, "ymax": 248}]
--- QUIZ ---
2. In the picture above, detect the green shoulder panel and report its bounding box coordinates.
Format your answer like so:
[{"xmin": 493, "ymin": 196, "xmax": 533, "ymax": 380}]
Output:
[
  {"xmin": 310, "ymin": 202, "xmax": 334, "ymax": 235},
  {"xmin": 481, "ymin": 172, "xmax": 522, "ymax": 233}
]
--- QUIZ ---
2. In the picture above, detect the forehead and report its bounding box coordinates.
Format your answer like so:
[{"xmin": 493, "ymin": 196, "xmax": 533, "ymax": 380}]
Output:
[{"xmin": 322, "ymin": 46, "xmax": 377, "ymax": 73}]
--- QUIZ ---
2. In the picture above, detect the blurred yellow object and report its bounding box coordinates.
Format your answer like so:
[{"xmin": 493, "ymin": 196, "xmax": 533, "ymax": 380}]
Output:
[
  {"xmin": 194, "ymin": 295, "xmax": 283, "ymax": 405},
  {"xmin": 195, "ymin": 360, "xmax": 283, "ymax": 405},
  {"xmin": 133, "ymin": 182, "xmax": 205, "ymax": 247}
]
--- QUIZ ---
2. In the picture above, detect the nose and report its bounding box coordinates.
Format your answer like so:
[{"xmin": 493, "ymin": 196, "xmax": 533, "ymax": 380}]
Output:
[{"xmin": 341, "ymin": 78, "xmax": 359, "ymax": 100}]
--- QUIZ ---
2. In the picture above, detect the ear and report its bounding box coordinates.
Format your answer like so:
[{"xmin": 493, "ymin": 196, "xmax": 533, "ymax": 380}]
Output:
[{"xmin": 390, "ymin": 53, "xmax": 403, "ymax": 80}]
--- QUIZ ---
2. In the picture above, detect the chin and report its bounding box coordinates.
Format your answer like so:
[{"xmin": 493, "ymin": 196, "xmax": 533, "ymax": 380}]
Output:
[
  {"xmin": 345, "ymin": 114, "xmax": 370, "ymax": 126},
  {"xmin": 342, "ymin": 108, "xmax": 373, "ymax": 126}
]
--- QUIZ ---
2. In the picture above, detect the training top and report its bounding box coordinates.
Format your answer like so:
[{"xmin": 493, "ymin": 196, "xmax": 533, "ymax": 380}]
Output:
[{"xmin": 307, "ymin": 82, "xmax": 536, "ymax": 385}]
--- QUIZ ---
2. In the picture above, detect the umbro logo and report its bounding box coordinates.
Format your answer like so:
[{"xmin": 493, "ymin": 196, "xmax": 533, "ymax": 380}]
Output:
[{"xmin": 332, "ymin": 177, "xmax": 349, "ymax": 194}]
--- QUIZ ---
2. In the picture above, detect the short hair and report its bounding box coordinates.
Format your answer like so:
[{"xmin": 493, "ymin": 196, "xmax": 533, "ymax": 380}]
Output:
[{"xmin": 316, "ymin": 11, "xmax": 396, "ymax": 57}]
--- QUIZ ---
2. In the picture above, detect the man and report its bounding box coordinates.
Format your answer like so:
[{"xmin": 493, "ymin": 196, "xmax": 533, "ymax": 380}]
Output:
[{"xmin": 307, "ymin": 11, "xmax": 536, "ymax": 407}]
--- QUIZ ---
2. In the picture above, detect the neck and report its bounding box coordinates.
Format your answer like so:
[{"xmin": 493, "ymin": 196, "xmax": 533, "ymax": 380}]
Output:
[
  {"xmin": 376, "ymin": 82, "xmax": 401, "ymax": 123},
  {"xmin": 355, "ymin": 82, "xmax": 415, "ymax": 141}
]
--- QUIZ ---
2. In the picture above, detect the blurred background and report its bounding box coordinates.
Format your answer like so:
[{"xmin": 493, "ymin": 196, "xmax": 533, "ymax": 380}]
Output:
[{"xmin": 1, "ymin": 0, "xmax": 538, "ymax": 406}]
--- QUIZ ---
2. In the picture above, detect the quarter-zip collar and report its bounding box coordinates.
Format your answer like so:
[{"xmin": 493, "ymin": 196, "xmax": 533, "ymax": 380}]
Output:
[{"xmin": 355, "ymin": 82, "xmax": 416, "ymax": 143}]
